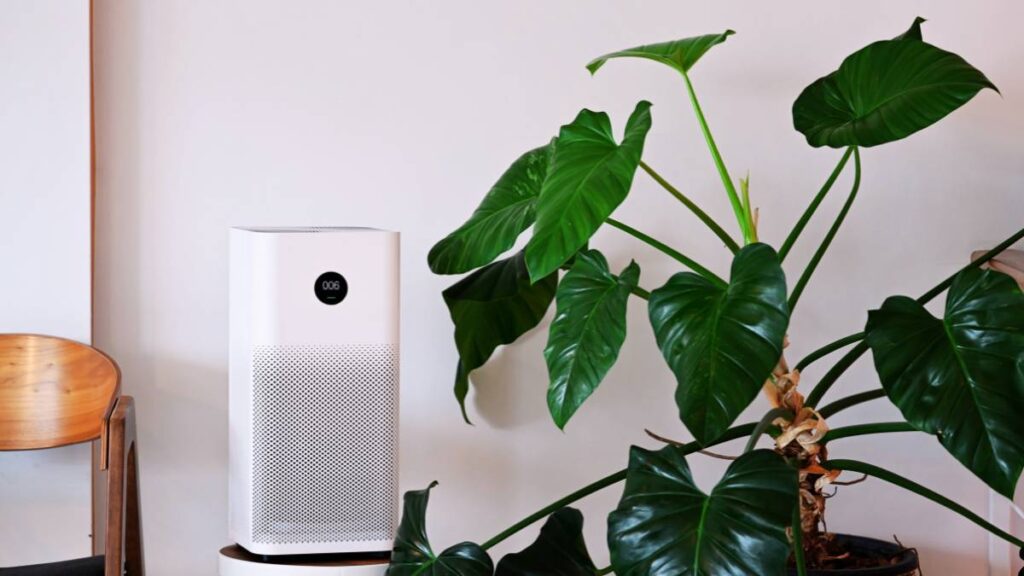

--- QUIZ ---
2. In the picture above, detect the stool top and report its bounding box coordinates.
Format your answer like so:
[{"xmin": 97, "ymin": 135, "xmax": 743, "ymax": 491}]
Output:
[{"xmin": 219, "ymin": 545, "xmax": 389, "ymax": 576}]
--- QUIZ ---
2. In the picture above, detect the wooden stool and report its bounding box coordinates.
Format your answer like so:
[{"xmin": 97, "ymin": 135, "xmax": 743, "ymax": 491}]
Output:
[{"xmin": 218, "ymin": 545, "xmax": 388, "ymax": 576}]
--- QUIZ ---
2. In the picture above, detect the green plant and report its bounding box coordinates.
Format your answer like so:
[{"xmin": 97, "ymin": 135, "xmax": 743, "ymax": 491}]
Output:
[{"xmin": 392, "ymin": 18, "xmax": 1024, "ymax": 575}]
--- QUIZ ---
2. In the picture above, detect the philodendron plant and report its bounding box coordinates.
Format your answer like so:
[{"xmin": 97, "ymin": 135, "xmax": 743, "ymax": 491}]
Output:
[{"xmin": 390, "ymin": 18, "xmax": 1024, "ymax": 576}]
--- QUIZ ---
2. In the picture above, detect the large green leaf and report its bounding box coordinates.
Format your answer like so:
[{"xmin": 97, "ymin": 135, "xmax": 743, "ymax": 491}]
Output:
[
  {"xmin": 495, "ymin": 508, "xmax": 597, "ymax": 576},
  {"xmin": 793, "ymin": 27, "xmax": 996, "ymax": 148},
  {"xmin": 608, "ymin": 447, "xmax": 796, "ymax": 576},
  {"xmin": 586, "ymin": 31, "xmax": 734, "ymax": 76},
  {"xmin": 524, "ymin": 101, "xmax": 652, "ymax": 283},
  {"xmin": 545, "ymin": 250, "xmax": 639, "ymax": 429},
  {"xmin": 865, "ymin": 268, "xmax": 1024, "ymax": 497},
  {"xmin": 429, "ymin": 140, "xmax": 556, "ymax": 275},
  {"xmin": 444, "ymin": 252, "xmax": 558, "ymax": 422},
  {"xmin": 648, "ymin": 243, "xmax": 789, "ymax": 444},
  {"xmin": 388, "ymin": 482, "xmax": 493, "ymax": 576}
]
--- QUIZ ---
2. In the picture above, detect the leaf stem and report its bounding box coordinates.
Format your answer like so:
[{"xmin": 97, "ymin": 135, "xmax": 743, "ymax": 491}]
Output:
[
  {"xmin": 823, "ymin": 459, "xmax": 1024, "ymax": 549},
  {"xmin": 791, "ymin": 501, "xmax": 808, "ymax": 576},
  {"xmin": 779, "ymin": 148, "xmax": 854, "ymax": 262},
  {"xmin": 806, "ymin": 224, "xmax": 1024, "ymax": 407},
  {"xmin": 595, "ymin": 566, "xmax": 614, "ymax": 576},
  {"xmin": 918, "ymin": 225, "xmax": 1024, "ymax": 305},
  {"xmin": 823, "ymin": 421, "xmax": 916, "ymax": 443},
  {"xmin": 681, "ymin": 72, "xmax": 753, "ymax": 244},
  {"xmin": 631, "ymin": 285, "xmax": 651, "ymax": 300},
  {"xmin": 794, "ymin": 332, "xmax": 864, "ymax": 372},
  {"xmin": 479, "ymin": 422, "xmax": 757, "ymax": 551},
  {"xmin": 789, "ymin": 147, "xmax": 861, "ymax": 312},
  {"xmin": 817, "ymin": 388, "xmax": 886, "ymax": 419},
  {"xmin": 743, "ymin": 407, "xmax": 791, "ymax": 453},
  {"xmin": 804, "ymin": 341, "xmax": 869, "ymax": 408},
  {"xmin": 639, "ymin": 161, "xmax": 740, "ymax": 253},
  {"xmin": 480, "ymin": 469, "xmax": 626, "ymax": 551},
  {"xmin": 606, "ymin": 218, "xmax": 726, "ymax": 287}
]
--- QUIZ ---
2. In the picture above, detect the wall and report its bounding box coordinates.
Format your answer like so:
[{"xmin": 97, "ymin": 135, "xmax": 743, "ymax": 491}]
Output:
[
  {"xmin": 0, "ymin": 0, "xmax": 93, "ymax": 566},
  {"xmin": 91, "ymin": 2, "xmax": 1024, "ymax": 574}
]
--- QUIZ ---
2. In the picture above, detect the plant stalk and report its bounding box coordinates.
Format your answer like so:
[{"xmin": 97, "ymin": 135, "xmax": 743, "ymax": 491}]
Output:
[
  {"xmin": 918, "ymin": 225, "xmax": 1024, "ymax": 304},
  {"xmin": 639, "ymin": 161, "xmax": 740, "ymax": 253},
  {"xmin": 479, "ymin": 469, "xmax": 626, "ymax": 551},
  {"xmin": 791, "ymin": 500, "xmax": 808, "ymax": 576},
  {"xmin": 681, "ymin": 72, "xmax": 753, "ymax": 245},
  {"xmin": 744, "ymin": 407, "xmax": 792, "ymax": 453},
  {"xmin": 789, "ymin": 147, "xmax": 861, "ymax": 312},
  {"xmin": 817, "ymin": 388, "xmax": 886, "ymax": 419},
  {"xmin": 779, "ymin": 148, "xmax": 854, "ymax": 262},
  {"xmin": 630, "ymin": 285, "xmax": 651, "ymax": 300},
  {"xmin": 823, "ymin": 459, "xmax": 1024, "ymax": 549},
  {"xmin": 804, "ymin": 341, "xmax": 869, "ymax": 408},
  {"xmin": 606, "ymin": 217, "xmax": 726, "ymax": 287},
  {"xmin": 794, "ymin": 332, "xmax": 864, "ymax": 372},
  {"xmin": 823, "ymin": 421, "xmax": 916, "ymax": 443}
]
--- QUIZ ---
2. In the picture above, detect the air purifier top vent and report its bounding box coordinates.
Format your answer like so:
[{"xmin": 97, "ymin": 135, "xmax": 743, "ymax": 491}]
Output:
[{"xmin": 233, "ymin": 226, "xmax": 391, "ymax": 234}]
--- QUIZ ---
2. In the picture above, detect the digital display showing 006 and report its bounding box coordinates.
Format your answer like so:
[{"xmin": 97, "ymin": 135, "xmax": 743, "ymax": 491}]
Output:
[{"xmin": 314, "ymin": 271, "xmax": 348, "ymax": 305}]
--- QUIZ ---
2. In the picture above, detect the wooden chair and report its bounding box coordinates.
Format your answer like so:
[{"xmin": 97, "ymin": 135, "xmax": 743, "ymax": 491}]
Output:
[{"xmin": 0, "ymin": 334, "xmax": 144, "ymax": 576}]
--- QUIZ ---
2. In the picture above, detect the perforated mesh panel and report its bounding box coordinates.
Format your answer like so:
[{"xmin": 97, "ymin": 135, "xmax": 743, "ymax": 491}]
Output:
[{"xmin": 251, "ymin": 344, "xmax": 399, "ymax": 545}]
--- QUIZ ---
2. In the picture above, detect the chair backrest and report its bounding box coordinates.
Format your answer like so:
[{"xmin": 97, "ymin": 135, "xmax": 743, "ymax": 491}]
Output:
[{"xmin": 0, "ymin": 333, "xmax": 120, "ymax": 450}]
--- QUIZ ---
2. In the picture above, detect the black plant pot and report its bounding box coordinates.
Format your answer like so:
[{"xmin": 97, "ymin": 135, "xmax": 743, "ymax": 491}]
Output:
[{"xmin": 787, "ymin": 534, "xmax": 920, "ymax": 576}]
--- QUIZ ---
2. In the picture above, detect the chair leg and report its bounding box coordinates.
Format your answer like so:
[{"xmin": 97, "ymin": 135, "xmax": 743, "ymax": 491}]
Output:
[
  {"xmin": 125, "ymin": 444, "xmax": 145, "ymax": 576},
  {"xmin": 104, "ymin": 396, "xmax": 144, "ymax": 576},
  {"xmin": 92, "ymin": 440, "xmax": 109, "ymax": 556}
]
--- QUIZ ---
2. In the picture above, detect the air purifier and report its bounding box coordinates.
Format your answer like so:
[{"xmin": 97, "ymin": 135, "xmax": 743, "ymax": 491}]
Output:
[{"xmin": 228, "ymin": 227, "xmax": 399, "ymax": 557}]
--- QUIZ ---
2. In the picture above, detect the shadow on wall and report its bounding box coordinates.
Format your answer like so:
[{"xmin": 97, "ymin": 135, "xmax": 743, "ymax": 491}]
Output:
[
  {"xmin": 131, "ymin": 359, "xmax": 228, "ymax": 564},
  {"xmin": 470, "ymin": 323, "xmax": 550, "ymax": 430}
]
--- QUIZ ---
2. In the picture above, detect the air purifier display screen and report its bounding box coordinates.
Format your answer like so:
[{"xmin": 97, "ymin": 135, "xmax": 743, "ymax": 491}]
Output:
[{"xmin": 314, "ymin": 271, "xmax": 348, "ymax": 305}]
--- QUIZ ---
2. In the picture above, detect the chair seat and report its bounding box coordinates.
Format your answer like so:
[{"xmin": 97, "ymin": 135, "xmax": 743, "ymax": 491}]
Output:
[{"xmin": 0, "ymin": 555, "xmax": 104, "ymax": 576}]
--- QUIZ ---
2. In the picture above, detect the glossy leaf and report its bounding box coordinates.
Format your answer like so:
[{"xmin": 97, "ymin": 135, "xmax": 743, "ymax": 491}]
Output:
[
  {"xmin": 648, "ymin": 243, "xmax": 789, "ymax": 444},
  {"xmin": 545, "ymin": 250, "xmax": 639, "ymax": 429},
  {"xmin": 429, "ymin": 140, "xmax": 556, "ymax": 275},
  {"xmin": 608, "ymin": 447, "xmax": 796, "ymax": 576},
  {"xmin": 444, "ymin": 252, "xmax": 558, "ymax": 422},
  {"xmin": 793, "ymin": 33, "xmax": 996, "ymax": 148},
  {"xmin": 495, "ymin": 508, "xmax": 598, "ymax": 576},
  {"xmin": 388, "ymin": 482, "xmax": 493, "ymax": 576},
  {"xmin": 586, "ymin": 31, "xmax": 734, "ymax": 76},
  {"xmin": 865, "ymin": 268, "xmax": 1024, "ymax": 497},
  {"xmin": 524, "ymin": 101, "xmax": 652, "ymax": 283}
]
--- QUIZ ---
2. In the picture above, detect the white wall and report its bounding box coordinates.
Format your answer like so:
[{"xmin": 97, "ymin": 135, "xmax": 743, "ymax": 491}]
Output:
[
  {"xmin": 0, "ymin": 0, "xmax": 93, "ymax": 566},
  {"xmin": 92, "ymin": 2, "xmax": 1024, "ymax": 574}
]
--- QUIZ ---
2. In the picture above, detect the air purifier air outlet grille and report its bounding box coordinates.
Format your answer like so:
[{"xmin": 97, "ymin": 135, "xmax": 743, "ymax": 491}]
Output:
[{"xmin": 250, "ymin": 344, "xmax": 399, "ymax": 546}]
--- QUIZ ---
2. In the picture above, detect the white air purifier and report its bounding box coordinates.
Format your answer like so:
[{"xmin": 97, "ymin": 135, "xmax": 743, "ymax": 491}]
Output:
[{"xmin": 229, "ymin": 227, "xmax": 399, "ymax": 557}]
